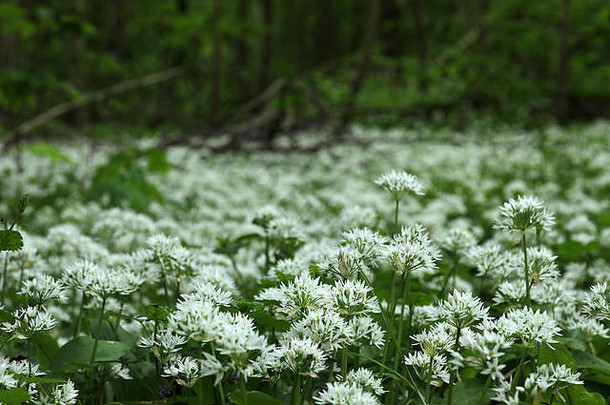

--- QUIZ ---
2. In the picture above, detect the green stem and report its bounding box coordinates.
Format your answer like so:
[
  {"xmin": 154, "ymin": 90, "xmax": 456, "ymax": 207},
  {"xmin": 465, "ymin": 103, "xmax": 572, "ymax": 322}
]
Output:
[
  {"xmin": 26, "ymin": 339, "xmax": 32, "ymax": 377},
  {"xmin": 440, "ymin": 255, "xmax": 459, "ymax": 296},
  {"xmin": 341, "ymin": 347, "xmax": 348, "ymax": 377},
  {"xmin": 290, "ymin": 374, "xmax": 302, "ymax": 405},
  {"xmin": 90, "ymin": 296, "xmax": 107, "ymax": 365},
  {"xmin": 549, "ymin": 393, "xmax": 555, "ymax": 405},
  {"xmin": 425, "ymin": 356, "xmax": 434, "ymax": 405},
  {"xmin": 1, "ymin": 253, "xmax": 8, "ymax": 302},
  {"xmin": 73, "ymin": 290, "xmax": 86, "ymax": 338},
  {"xmin": 393, "ymin": 272, "xmax": 411, "ymax": 371},
  {"xmin": 522, "ymin": 233, "xmax": 531, "ymax": 306},
  {"xmin": 301, "ymin": 377, "xmax": 312, "ymax": 405},
  {"xmin": 382, "ymin": 271, "xmax": 398, "ymax": 365},
  {"xmin": 240, "ymin": 373, "xmax": 249, "ymax": 405},
  {"xmin": 447, "ymin": 327, "xmax": 462, "ymax": 405},
  {"xmin": 478, "ymin": 374, "xmax": 492, "ymax": 405},
  {"xmin": 394, "ymin": 199, "xmax": 400, "ymax": 234},
  {"xmin": 511, "ymin": 347, "xmax": 529, "ymax": 391}
]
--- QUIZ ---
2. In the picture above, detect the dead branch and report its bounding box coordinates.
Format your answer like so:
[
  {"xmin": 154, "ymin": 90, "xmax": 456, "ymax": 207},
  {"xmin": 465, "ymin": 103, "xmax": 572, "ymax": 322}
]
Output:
[{"xmin": 4, "ymin": 66, "xmax": 185, "ymax": 149}]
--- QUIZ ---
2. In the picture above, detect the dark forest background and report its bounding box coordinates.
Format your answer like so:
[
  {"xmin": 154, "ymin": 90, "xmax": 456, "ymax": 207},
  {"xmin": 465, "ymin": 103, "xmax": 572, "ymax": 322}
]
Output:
[{"xmin": 1, "ymin": 0, "xmax": 610, "ymax": 146}]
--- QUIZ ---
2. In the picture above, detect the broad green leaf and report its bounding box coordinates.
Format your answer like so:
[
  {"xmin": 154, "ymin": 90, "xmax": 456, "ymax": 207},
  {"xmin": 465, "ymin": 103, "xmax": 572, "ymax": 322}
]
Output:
[
  {"xmin": 50, "ymin": 336, "xmax": 131, "ymax": 372},
  {"xmin": 449, "ymin": 377, "xmax": 491, "ymax": 405},
  {"xmin": 573, "ymin": 349, "xmax": 610, "ymax": 375},
  {"xmin": 32, "ymin": 331, "xmax": 59, "ymax": 369},
  {"xmin": 229, "ymin": 390, "xmax": 283, "ymax": 405},
  {"xmin": 0, "ymin": 230, "xmax": 23, "ymax": 251},
  {"xmin": 0, "ymin": 387, "xmax": 31, "ymax": 404}
]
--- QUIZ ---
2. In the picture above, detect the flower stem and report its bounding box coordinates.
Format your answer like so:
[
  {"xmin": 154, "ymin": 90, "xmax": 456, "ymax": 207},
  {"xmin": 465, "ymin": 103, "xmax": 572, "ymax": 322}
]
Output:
[
  {"xmin": 478, "ymin": 374, "xmax": 492, "ymax": 405},
  {"xmin": 383, "ymin": 271, "xmax": 398, "ymax": 365},
  {"xmin": 239, "ymin": 373, "xmax": 249, "ymax": 405},
  {"xmin": 72, "ymin": 290, "xmax": 86, "ymax": 338},
  {"xmin": 341, "ymin": 347, "xmax": 348, "ymax": 377},
  {"xmin": 522, "ymin": 233, "xmax": 531, "ymax": 306},
  {"xmin": 394, "ymin": 199, "xmax": 400, "ymax": 234},
  {"xmin": 210, "ymin": 342, "xmax": 226, "ymax": 405},
  {"xmin": 425, "ymin": 356, "xmax": 434, "ymax": 405},
  {"xmin": 301, "ymin": 377, "xmax": 312, "ymax": 405},
  {"xmin": 290, "ymin": 374, "xmax": 302, "ymax": 405},
  {"xmin": 446, "ymin": 327, "xmax": 462, "ymax": 405},
  {"xmin": 90, "ymin": 296, "xmax": 107, "ymax": 365}
]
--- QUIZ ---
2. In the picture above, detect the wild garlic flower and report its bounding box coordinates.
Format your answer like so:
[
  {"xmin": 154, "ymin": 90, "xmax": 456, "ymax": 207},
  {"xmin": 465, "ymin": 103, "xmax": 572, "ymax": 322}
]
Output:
[
  {"xmin": 347, "ymin": 316, "xmax": 385, "ymax": 348},
  {"xmin": 167, "ymin": 296, "xmax": 229, "ymax": 341},
  {"xmin": 33, "ymin": 380, "xmax": 78, "ymax": 405},
  {"xmin": 512, "ymin": 246, "xmax": 559, "ymax": 283},
  {"xmin": 268, "ymin": 337, "xmax": 327, "ymax": 377},
  {"xmin": 188, "ymin": 282, "xmax": 233, "ymax": 307},
  {"xmin": 273, "ymin": 257, "xmax": 309, "ymax": 278},
  {"xmin": 583, "ymin": 282, "xmax": 610, "ymax": 320},
  {"xmin": 18, "ymin": 274, "xmax": 67, "ymax": 305},
  {"xmin": 138, "ymin": 330, "xmax": 187, "ymax": 364},
  {"xmin": 404, "ymin": 352, "xmax": 450, "ymax": 386},
  {"xmin": 332, "ymin": 279, "xmax": 380, "ymax": 317},
  {"xmin": 375, "ymin": 170, "xmax": 425, "ymax": 201},
  {"xmin": 255, "ymin": 274, "xmax": 332, "ymax": 321},
  {"xmin": 339, "ymin": 368, "xmax": 386, "ymax": 396},
  {"xmin": 497, "ymin": 308, "xmax": 560, "ymax": 347},
  {"xmin": 62, "ymin": 259, "xmax": 98, "ymax": 290},
  {"xmin": 524, "ymin": 363, "xmax": 582, "ymax": 398},
  {"xmin": 342, "ymin": 227, "xmax": 387, "ymax": 261},
  {"xmin": 317, "ymin": 245, "xmax": 369, "ymax": 279},
  {"xmin": 466, "ymin": 243, "xmax": 510, "ymax": 278},
  {"xmin": 492, "ymin": 376, "xmax": 524, "ymax": 405},
  {"xmin": 314, "ymin": 381, "xmax": 380, "ymax": 405},
  {"xmin": 0, "ymin": 357, "xmax": 19, "ymax": 388},
  {"xmin": 440, "ymin": 228, "xmax": 477, "ymax": 256},
  {"xmin": 283, "ymin": 309, "xmax": 349, "ymax": 352},
  {"xmin": 494, "ymin": 195, "xmax": 555, "ymax": 233},
  {"xmin": 434, "ymin": 290, "xmax": 489, "ymax": 329},
  {"xmin": 457, "ymin": 327, "xmax": 511, "ymax": 380},
  {"xmin": 146, "ymin": 234, "xmax": 193, "ymax": 278},
  {"xmin": 86, "ymin": 267, "xmax": 145, "ymax": 298},
  {"xmin": 383, "ymin": 225, "xmax": 441, "ymax": 276},
  {"xmin": 1, "ymin": 306, "xmax": 58, "ymax": 339},
  {"xmin": 163, "ymin": 355, "xmax": 223, "ymax": 388},
  {"xmin": 110, "ymin": 364, "xmax": 133, "ymax": 380},
  {"xmin": 215, "ymin": 313, "xmax": 268, "ymax": 370},
  {"xmin": 411, "ymin": 323, "xmax": 455, "ymax": 355}
]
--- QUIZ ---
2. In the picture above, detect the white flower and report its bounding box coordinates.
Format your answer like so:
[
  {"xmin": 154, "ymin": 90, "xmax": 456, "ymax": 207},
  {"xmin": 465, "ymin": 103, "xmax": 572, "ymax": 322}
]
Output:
[
  {"xmin": 283, "ymin": 309, "xmax": 349, "ymax": 352},
  {"xmin": 497, "ymin": 308, "xmax": 561, "ymax": 346},
  {"xmin": 34, "ymin": 380, "xmax": 78, "ymax": 405},
  {"xmin": 404, "ymin": 352, "xmax": 450, "ymax": 386},
  {"xmin": 524, "ymin": 363, "xmax": 582, "ymax": 397},
  {"xmin": 435, "ymin": 290, "xmax": 489, "ymax": 329},
  {"xmin": 268, "ymin": 337, "xmax": 327, "ymax": 377},
  {"xmin": 340, "ymin": 368, "xmax": 386, "ymax": 395},
  {"xmin": 1, "ymin": 306, "xmax": 58, "ymax": 339},
  {"xmin": 110, "ymin": 363, "xmax": 133, "ymax": 380},
  {"xmin": 346, "ymin": 316, "xmax": 385, "ymax": 348},
  {"xmin": 255, "ymin": 274, "xmax": 332, "ymax": 321},
  {"xmin": 332, "ymin": 279, "xmax": 380, "ymax": 317},
  {"xmin": 19, "ymin": 274, "xmax": 67, "ymax": 305},
  {"xmin": 375, "ymin": 170, "xmax": 425, "ymax": 200},
  {"xmin": 440, "ymin": 228, "xmax": 477, "ymax": 255},
  {"xmin": 168, "ymin": 296, "xmax": 229, "ymax": 342},
  {"xmin": 584, "ymin": 282, "xmax": 610, "ymax": 320},
  {"xmin": 314, "ymin": 381, "xmax": 380, "ymax": 405},
  {"xmin": 494, "ymin": 195, "xmax": 555, "ymax": 233},
  {"xmin": 382, "ymin": 225, "xmax": 441, "ymax": 275},
  {"xmin": 466, "ymin": 243, "xmax": 510, "ymax": 278},
  {"xmin": 163, "ymin": 356, "xmax": 204, "ymax": 387}
]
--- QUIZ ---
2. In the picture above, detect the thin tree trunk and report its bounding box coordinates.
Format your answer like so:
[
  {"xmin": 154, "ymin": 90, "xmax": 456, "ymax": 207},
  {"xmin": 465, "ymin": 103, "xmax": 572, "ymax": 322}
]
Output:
[
  {"xmin": 333, "ymin": 0, "xmax": 381, "ymax": 137},
  {"xmin": 259, "ymin": 0, "xmax": 273, "ymax": 93},
  {"xmin": 412, "ymin": 0, "xmax": 428, "ymax": 92},
  {"xmin": 556, "ymin": 0, "xmax": 570, "ymax": 123},
  {"xmin": 235, "ymin": 0, "xmax": 250, "ymax": 100},
  {"xmin": 209, "ymin": 0, "xmax": 222, "ymax": 126}
]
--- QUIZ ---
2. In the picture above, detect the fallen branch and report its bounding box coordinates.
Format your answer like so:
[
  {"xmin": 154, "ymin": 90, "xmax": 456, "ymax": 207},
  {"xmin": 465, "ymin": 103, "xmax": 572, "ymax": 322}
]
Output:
[
  {"xmin": 434, "ymin": 24, "xmax": 482, "ymax": 66},
  {"xmin": 4, "ymin": 66, "xmax": 185, "ymax": 149}
]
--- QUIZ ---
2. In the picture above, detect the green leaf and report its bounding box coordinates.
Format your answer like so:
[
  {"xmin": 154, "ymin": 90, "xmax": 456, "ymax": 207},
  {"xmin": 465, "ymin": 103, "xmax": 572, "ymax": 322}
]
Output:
[
  {"xmin": 32, "ymin": 331, "xmax": 59, "ymax": 369},
  {"xmin": 538, "ymin": 343, "xmax": 605, "ymax": 404},
  {"xmin": 0, "ymin": 387, "xmax": 31, "ymax": 404},
  {"xmin": 449, "ymin": 378, "xmax": 491, "ymax": 405},
  {"xmin": 0, "ymin": 229, "xmax": 23, "ymax": 251},
  {"xmin": 50, "ymin": 336, "xmax": 131, "ymax": 372},
  {"xmin": 229, "ymin": 390, "xmax": 283, "ymax": 405},
  {"xmin": 573, "ymin": 349, "xmax": 610, "ymax": 375}
]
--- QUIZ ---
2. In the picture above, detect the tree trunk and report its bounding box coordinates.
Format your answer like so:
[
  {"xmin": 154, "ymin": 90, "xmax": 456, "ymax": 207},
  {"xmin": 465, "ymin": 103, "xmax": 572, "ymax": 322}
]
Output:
[
  {"xmin": 209, "ymin": 0, "xmax": 222, "ymax": 125},
  {"xmin": 412, "ymin": 0, "xmax": 428, "ymax": 92},
  {"xmin": 259, "ymin": 0, "xmax": 273, "ymax": 93},
  {"xmin": 235, "ymin": 0, "xmax": 250, "ymax": 100},
  {"xmin": 556, "ymin": 0, "xmax": 570, "ymax": 123},
  {"xmin": 334, "ymin": 0, "xmax": 381, "ymax": 137}
]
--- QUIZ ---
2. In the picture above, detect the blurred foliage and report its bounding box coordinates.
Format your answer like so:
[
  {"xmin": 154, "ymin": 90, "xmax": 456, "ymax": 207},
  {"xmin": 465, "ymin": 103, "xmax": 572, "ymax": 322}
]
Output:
[{"xmin": 0, "ymin": 0, "xmax": 609, "ymax": 135}]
